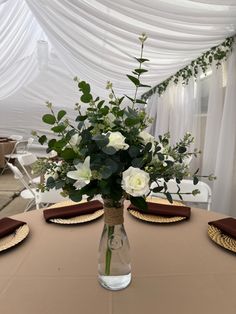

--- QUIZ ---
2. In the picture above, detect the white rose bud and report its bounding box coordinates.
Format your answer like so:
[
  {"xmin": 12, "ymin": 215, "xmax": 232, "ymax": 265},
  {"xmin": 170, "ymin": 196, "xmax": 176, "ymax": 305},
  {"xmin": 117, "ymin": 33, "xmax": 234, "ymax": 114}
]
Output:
[
  {"xmin": 122, "ymin": 166, "xmax": 150, "ymax": 197},
  {"xmin": 107, "ymin": 131, "xmax": 129, "ymax": 151}
]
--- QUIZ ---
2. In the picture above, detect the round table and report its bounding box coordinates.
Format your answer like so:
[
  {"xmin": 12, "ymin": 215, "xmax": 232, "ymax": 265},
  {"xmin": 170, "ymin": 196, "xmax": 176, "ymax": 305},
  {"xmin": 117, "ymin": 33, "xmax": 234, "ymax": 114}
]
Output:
[{"xmin": 0, "ymin": 205, "xmax": 235, "ymax": 314}]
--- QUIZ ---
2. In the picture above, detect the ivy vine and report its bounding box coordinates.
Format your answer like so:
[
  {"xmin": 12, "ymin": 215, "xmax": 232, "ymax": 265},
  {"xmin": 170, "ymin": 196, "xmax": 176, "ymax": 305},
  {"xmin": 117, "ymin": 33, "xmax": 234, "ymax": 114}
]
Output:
[{"xmin": 142, "ymin": 36, "xmax": 234, "ymax": 100}]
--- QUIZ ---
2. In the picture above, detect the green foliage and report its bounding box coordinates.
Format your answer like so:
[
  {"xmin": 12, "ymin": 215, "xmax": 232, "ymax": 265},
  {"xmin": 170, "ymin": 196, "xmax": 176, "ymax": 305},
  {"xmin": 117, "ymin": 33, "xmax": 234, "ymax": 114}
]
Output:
[
  {"xmin": 33, "ymin": 33, "xmax": 208, "ymax": 207},
  {"xmin": 142, "ymin": 36, "xmax": 234, "ymax": 100}
]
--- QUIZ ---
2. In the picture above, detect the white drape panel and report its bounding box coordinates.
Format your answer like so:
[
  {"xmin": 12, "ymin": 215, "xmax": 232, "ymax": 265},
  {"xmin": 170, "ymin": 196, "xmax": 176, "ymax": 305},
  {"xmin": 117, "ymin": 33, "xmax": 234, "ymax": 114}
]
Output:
[
  {"xmin": 0, "ymin": 0, "xmax": 44, "ymax": 99},
  {"xmin": 211, "ymin": 46, "xmax": 236, "ymax": 216},
  {"xmin": 0, "ymin": 54, "xmax": 81, "ymax": 152},
  {"xmin": 202, "ymin": 64, "xmax": 224, "ymax": 180},
  {"xmin": 148, "ymin": 48, "xmax": 236, "ymax": 216},
  {"xmin": 24, "ymin": 0, "xmax": 236, "ymax": 98},
  {"xmin": 147, "ymin": 78, "xmax": 201, "ymax": 149}
]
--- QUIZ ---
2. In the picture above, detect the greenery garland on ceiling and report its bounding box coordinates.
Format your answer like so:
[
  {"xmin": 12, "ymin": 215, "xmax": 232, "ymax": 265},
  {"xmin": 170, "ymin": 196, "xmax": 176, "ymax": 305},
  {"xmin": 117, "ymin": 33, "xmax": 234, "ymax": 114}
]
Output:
[{"xmin": 142, "ymin": 36, "xmax": 234, "ymax": 101}]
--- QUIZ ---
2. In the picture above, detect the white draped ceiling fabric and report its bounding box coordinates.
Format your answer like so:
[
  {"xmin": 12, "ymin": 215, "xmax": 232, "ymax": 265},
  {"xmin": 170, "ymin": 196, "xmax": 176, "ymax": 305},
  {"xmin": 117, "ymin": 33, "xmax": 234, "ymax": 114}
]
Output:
[
  {"xmin": 1, "ymin": 0, "xmax": 236, "ymax": 99},
  {"xmin": 0, "ymin": 0, "xmax": 236, "ymax": 214}
]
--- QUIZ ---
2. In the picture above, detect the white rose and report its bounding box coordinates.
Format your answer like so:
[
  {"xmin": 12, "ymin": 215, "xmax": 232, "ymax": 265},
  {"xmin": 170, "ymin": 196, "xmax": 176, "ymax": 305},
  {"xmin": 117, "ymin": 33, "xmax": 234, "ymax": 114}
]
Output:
[
  {"xmin": 139, "ymin": 130, "xmax": 155, "ymax": 145},
  {"xmin": 139, "ymin": 130, "xmax": 155, "ymax": 152},
  {"xmin": 122, "ymin": 166, "xmax": 150, "ymax": 197},
  {"xmin": 107, "ymin": 131, "xmax": 129, "ymax": 151}
]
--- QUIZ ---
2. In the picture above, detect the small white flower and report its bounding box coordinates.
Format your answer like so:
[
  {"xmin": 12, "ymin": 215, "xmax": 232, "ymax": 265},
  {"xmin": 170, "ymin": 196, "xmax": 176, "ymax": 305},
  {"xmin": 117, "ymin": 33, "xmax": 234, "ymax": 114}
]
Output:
[
  {"xmin": 67, "ymin": 156, "xmax": 92, "ymax": 189},
  {"xmin": 122, "ymin": 166, "xmax": 150, "ymax": 197},
  {"xmin": 156, "ymin": 143, "xmax": 164, "ymax": 153},
  {"xmin": 48, "ymin": 150, "xmax": 57, "ymax": 158},
  {"xmin": 163, "ymin": 156, "xmax": 175, "ymax": 167},
  {"xmin": 68, "ymin": 133, "xmax": 81, "ymax": 149},
  {"xmin": 106, "ymin": 113, "xmax": 116, "ymax": 124},
  {"xmin": 45, "ymin": 171, "xmax": 58, "ymax": 181},
  {"xmin": 107, "ymin": 131, "xmax": 129, "ymax": 151}
]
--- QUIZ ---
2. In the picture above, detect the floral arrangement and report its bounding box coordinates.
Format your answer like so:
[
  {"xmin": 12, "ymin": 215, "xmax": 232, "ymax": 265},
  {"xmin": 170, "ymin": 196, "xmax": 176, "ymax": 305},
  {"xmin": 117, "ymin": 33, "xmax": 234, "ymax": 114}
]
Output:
[{"xmin": 33, "ymin": 33, "xmax": 208, "ymax": 210}]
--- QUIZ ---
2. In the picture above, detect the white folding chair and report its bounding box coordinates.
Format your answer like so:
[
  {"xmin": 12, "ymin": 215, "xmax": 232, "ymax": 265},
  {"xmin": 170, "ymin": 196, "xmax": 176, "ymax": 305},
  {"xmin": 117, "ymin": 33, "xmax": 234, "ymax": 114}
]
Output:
[
  {"xmin": 17, "ymin": 153, "xmax": 40, "ymax": 184},
  {"xmin": 9, "ymin": 135, "xmax": 23, "ymax": 141},
  {"xmin": 1, "ymin": 137, "xmax": 35, "ymax": 175},
  {"xmin": 7, "ymin": 162, "xmax": 68, "ymax": 211},
  {"xmin": 151, "ymin": 179, "xmax": 212, "ymax": 211},
  {"xmin": 7, "ymin": 162, "xmax": 38, "ymax": 211}
]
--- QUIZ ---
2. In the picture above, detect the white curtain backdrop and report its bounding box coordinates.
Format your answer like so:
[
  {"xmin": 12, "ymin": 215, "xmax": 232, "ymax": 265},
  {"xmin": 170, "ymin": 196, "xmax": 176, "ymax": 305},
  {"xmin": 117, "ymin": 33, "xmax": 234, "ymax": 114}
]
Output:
[
  {"xmin": 1, "ymin": 0, "xmax": 236, "ymax": 100},
  {"xmin": 147, "ymin": 47, "xmax": 236, "ymax": 216},
  {"xmin": 208, "ymin": 46, "xmax": 236, "ymax": 216},
  {"xmin": 23, "ymin": 0, "xmax": 236, "ymax": 98},
  {"xmin": 146, "ymin": 77, "xmax": 201, "ymax": 149},
  {"xmin": 0, "ymin": 0, "xmax": 44, "ymax": 99}
]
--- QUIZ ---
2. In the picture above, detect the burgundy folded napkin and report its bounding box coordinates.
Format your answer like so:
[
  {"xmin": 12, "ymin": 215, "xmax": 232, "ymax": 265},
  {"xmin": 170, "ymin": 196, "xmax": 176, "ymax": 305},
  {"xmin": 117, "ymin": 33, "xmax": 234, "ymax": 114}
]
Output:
[
  {"xmin": 208, "ymin": 217, "xmax": 236, "ymax": 239},
  {"xmin": 0, "ymin": 217, "xmax": 26, "ymax": 238},
  {"xmin": 128, "ymin": 202, "xmax": 191, "ymax": 218},
  {"xmin": 43, "ymin": 200, "xmax": 103, "ymax": 222}
]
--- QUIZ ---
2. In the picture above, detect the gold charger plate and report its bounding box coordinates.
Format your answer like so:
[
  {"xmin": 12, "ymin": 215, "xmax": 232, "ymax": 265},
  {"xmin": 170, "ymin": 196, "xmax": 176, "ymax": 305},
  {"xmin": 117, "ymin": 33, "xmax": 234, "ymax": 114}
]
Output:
[
  {"xmin": 208, "ymin": 225, "xmax": 236, "ymax": 254},
  {"xmin": 47, "ymin": 200, "xmax": 104, "ymax": 225},
  {"xmin": 0, "ymin": 224, "xmax": 30, "ymax": 252},
  {"xmin": 128, "ymin": 197, "xmax": 187, "ymax": 223}
]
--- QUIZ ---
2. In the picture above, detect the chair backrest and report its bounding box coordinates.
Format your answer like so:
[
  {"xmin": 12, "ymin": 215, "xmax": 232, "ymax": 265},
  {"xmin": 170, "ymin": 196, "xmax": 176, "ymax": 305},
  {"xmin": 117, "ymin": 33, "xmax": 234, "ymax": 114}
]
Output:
[
  {"xmin": 9, "ymin": 135, "xmax": 23, "ymax": 141},
  {"xmin": 36, "ymin": 188, "xmax": 68, "ymax": 205},
  {"xmin": 15, "ymin": 140, "xmax": 29, "ymax": 154},
  {"xmin": 17, "ymin": 153, "xmax": 39, "ymax": 183},
  {"xmin": 27, "ymin": 137, "xmax": 34, "ymax": 146},
  {"xmin": 18, "ymin": 152, "xmax": 38, "ymax": 166},
  {"xmin": 7, "ymin": 162, "xmax": 35, "ymax": 195},
  {"xmin": 151, "ymin": 179, "xmax": 212, "ymax": 210}
]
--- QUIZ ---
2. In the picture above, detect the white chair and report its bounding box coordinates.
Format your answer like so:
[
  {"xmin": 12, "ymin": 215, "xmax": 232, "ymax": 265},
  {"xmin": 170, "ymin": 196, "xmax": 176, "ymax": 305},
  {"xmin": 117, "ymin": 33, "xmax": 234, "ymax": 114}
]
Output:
[
  {"xmin": 7, "ymin": 162, "xmax": 38, "ymax": 211},
  {"xmin": 9, "ymin": 135, "xmax": 23, "ymax": 141},
  {"xmin": 1, "ymin": 137, "xmax": 35, "ymax": 175},
  {"xmin": 17, "ymin": 152, "xmax": 40, "ymax": 184},
  {"xmin": 7, "ymin": 162, "xmax": 68, "ymax": 211},
  {"xmin": 151, "ymin": 179, "xmax": 212, "ymax": 211}
]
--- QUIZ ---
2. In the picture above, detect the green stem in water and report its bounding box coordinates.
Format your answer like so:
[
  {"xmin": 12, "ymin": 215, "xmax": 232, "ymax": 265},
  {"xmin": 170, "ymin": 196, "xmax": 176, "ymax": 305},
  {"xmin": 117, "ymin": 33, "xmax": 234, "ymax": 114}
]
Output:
[{"xmin": 105, "ymin": 225, "xmax": 114, "ymax": 275}]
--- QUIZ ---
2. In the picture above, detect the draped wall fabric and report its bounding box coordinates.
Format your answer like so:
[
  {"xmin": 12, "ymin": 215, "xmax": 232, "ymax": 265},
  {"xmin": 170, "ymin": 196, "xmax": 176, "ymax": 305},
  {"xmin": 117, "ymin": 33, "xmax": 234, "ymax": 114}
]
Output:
[
  {"xmin": 147, "ymin": 48, "xmax": 236, "ymax": 216},
  {"xmin": 210, "ymin": 46, "xmax": 236, "ymax": 216},
  {"xmin": 23, "ymin": 0, "xmax": 236, "ymax": 98},
  {"xmin": 1, "ymin": 0, "xmax": 236, "ymax": 99},
  {"xmin": 0, "ymin": 0, "xmax": 43, "ymax": 99}
]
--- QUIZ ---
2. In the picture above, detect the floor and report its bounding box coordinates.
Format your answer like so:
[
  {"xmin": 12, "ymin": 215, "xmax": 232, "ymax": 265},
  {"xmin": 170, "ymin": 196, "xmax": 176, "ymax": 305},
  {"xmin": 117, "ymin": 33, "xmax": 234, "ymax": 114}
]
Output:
[{"xmin": 0, "ymin": 169, "xmax": 31, "ymax": 218}]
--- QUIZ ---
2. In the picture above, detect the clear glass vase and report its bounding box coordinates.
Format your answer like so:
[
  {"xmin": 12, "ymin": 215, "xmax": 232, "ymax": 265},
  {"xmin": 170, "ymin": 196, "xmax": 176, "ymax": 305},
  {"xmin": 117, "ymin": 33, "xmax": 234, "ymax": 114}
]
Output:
[{"xmin": 98, "ymin": 198, "xmax": 131, "ymax": 290}]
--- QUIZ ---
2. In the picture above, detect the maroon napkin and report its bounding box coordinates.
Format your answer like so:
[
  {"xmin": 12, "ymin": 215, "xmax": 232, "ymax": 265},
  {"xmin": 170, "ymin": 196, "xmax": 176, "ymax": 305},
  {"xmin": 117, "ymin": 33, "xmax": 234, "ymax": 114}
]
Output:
[
  {"xmin": 0, "ymin": 217, "xmax": 26, "ymax": 238},
  {"xmin": 208, "ymin": 217, "xmax": 236, "ymax": 239},
  {"xmin": 128, "ymin": 202, "xmax": 191, "ymax": 218},
  {"xmin": 43, "ymin": 200, "xmax": 103, "ymax": 222}
]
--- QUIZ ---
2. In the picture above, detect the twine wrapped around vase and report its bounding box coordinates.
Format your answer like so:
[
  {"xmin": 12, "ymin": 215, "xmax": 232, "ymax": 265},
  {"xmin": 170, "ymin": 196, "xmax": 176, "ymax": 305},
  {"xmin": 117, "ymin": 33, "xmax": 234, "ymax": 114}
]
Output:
[{"xmin": 104, "ymin": 206, "xmax": 124, "ymax": 225}]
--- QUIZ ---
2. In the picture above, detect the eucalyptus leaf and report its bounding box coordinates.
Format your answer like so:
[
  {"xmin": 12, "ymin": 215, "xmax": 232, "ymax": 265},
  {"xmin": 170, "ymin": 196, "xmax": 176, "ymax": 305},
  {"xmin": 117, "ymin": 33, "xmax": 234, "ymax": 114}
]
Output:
[
  {"xmin": 51, "ymin": 124, "xmax": 66, "ymax": 133},
  {"xmin": 130, "ymin": 197, "xmax": 147, "ymax": 211},
  {"xmin": 42, "ymin": 114, "xmax": 56, "ymax": 125},
  {"xmin": 126, "ymin": 75, "xmax": 140, "ymax": 86},
  {"xmin": 81, "ymin": 93, "xmax": 92, "ymax": 103},
  {"xmin": 38, "ymin": 135, "xmax": 47, "ymax": 145},
  {"xmin": 57, "ymin": 110, "xmax": 67, "ymax": 121}
]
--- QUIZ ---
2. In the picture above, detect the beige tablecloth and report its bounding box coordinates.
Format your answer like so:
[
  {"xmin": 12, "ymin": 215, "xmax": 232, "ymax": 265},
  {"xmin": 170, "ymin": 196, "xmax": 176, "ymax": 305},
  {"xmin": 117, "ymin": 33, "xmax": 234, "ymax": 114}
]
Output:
[
  {"xmin": 0, "ymin": 140, "xmax": 16, "ymax": 168},
  {"xmin": 0, "ymin": 206, "xmax": 235, "ymax": 314}
]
